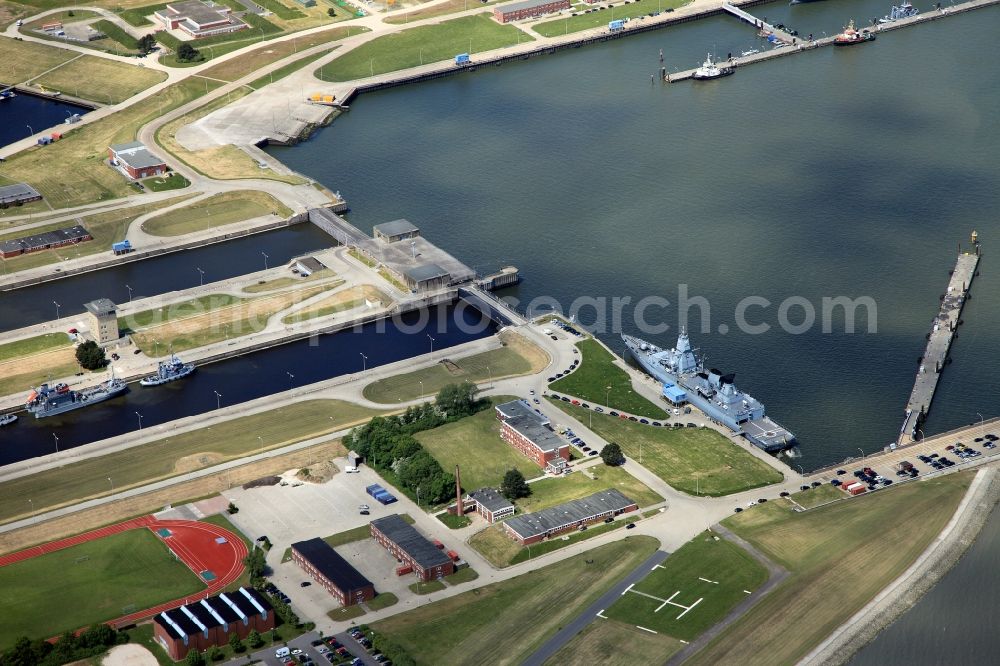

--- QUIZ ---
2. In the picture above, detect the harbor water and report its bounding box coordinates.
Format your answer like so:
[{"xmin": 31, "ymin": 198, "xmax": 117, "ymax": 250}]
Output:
[
  {"xmin": 268, "ymin": 1, "xmax": 1000, "ymax": 472},
  {"xmin": 0, "ymin": 92, "xmax": 90, "ymax": 148}
]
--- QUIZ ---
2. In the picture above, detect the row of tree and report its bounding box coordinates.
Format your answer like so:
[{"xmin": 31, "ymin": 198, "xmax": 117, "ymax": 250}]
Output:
[{"xmin": 3, "ymin": 624, "xmax": 124, "ymax": 666}]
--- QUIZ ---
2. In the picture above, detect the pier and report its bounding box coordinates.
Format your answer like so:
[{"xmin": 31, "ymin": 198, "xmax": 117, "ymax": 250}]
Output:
[
  {"xmin": 721, "ymin": 2, "xmax": 795, "ymax": 43},
  {"xmin": 897, "ymin": 234, "xmax": 981, "ymax": 447}
]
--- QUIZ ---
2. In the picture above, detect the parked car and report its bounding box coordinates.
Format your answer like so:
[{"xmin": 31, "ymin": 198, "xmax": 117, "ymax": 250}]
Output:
[{"xmin": 625, "ymin": 523, "xmax": 636, "ymax": 529}]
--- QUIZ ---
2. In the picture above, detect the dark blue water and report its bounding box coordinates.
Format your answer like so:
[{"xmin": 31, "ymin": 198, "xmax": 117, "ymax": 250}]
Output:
[
  {"xmin": 0, "ymin": 303, "xmax": 495, "ymax": 464},
  {"xmin": 0, "ymin": 92, "xmax": 90, "ymax": 148},
  {"xmin": 0, "ymin": 223, "xmax": 334, "ymax": 333},
  {"xmin": 268, "ymin": 2, "xmax": 1000, "ymax": 472}
]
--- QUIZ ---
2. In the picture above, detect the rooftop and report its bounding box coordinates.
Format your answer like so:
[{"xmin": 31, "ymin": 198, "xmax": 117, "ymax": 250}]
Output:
[
  {"xmin": 154, "ymin": 587, "xmax": 270, "ymax": 640},
  {"xmin": 84, "ymin": 298, "xmax": 117, "ymax": 316},
  {"xmin": 109, "ymin": 141, "xmax": 166, "ymax": 170},
  {"xmin": 291, "ymin": 538, "xmax": 373, "ymax": 592},
  {"xmin": 374, "ymin": 219, "xmax": 419, "ymax": 238},
  {"xmin": 404, "ymin": 262, "xmax": 450, "ymax": 284},
  {"xmin": 166, "ymin": 1, "xmax": 231, "ymax": 24},
  {"xmin": 370, "ymin": 515, "xmax": 453, "ymax": 570},
  {"xmin": 0, "ymin": 225, "xmax": 91, "ymax": 255},
  {"xmin": 295, "ymin": 256, "xmax": 326, "ymax": 273},
  {"xmin": 504, "ymin": 489, "xmax": 636, "ymax": 540},
  {"xmin": 499, "ymin": 0, "xmax": 566, "ymax": 12},
  {"xmin": 496, "ymin": 400, "xmax": 564, "ymax": 454},
  {"xmin": 0, "ymin": 182, "xmax": 41, "ymax": 204},
  {"xmin": 469, "ymin": 487, "xmax": 514, "ymax": 513}
]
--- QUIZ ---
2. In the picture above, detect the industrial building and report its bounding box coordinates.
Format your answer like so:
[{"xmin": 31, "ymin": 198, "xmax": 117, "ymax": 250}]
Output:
[
  {"xmin": 0, "ymin": 183, "xmax": 42, "ymax": 208},
  {"xmin": 294, "ymin": 256, "xmax": 326, "ymax": 276},
  {"xmin": 503, "ymin": 489, "xmax": 638, "ymax": 545},
  {"xmin": 108, "ymin": 141, "xmax": 168, "ymax": 180},
  {"xmin": 373, "ymin": 219, "xmax": 421, "ymax": 244},
  {"xmin": 291, "ymin": 538, "xmax": 375, "ymax": 606},
  {"xmin": 370, "ymin": 515, "xmax": 454, "ymax": 581},
  {"xmin": 467, "ymin": 488, "xmax": 516, "ymax": 523},
  {"xmin": 154, "ymin": 1, "xmax": 248, "ymax": 39},
  {"xmin": 0, "ymin": 225, "xmax": 92, "ymax": 259},
  {"xmin": 493, "ymin": 0, "xmax": 570, "ymax": 23},
  {"xmin": 84, "ymin": 298, "xmax": 119, "ymax": 344},
  {"xmin": 495, "ymin": 399, "xmax": 570, "ymax": 474},
  {"xmin": 152, "ymin": 587, "xmax": 274, "ymax": 660}
]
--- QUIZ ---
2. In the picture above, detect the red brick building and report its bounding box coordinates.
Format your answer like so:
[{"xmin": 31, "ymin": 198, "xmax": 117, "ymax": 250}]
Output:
[
  {"xmin": 493, "ymin": 0, "xmax": 570, "ymax": 23},
  {"xmin": 153, "ymin": 587, "xmax": 274, "ymax": 660},
  {"xmin": 0, "ymin": 225, "xmax": 92, "ymax": 258},
  {"xmin": 108, "ymin": 141, "xmax": 168, "ymax": 180},
  {"xmin": 496, "ymin": 399, "xmax": 569, "ymax": 473},
  {"xmin": 291, "ymin": 538, "xmax": 375, "ymax": 606},
  {"xmin": 370, "ymin": 515, "xmax": 454, "ymax": 581},
  {"xmin": 503, "ymin": 489, "xmax": 638, "ymax": 545}
]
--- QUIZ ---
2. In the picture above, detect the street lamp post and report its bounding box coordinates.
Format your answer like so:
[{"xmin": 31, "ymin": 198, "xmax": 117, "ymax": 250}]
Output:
[
  {"xmin": 427, "ymin": 334, "xmax": 435, "ymax": 352},
  {"xmin": 196, "ymin": 267, "xmax": 205, "ymax": 286},
  {"xmin": 419, "ymin": 380, "xmax": 424, "ymax": 400},
  {"xmin": 26, "ymin": 125, "xmax": 33, "ymax": 136},
  {"xmin": 486, "ymin": 365, "xmax": 492, "ymax": 389},
  {"xmin": 214, "ymin": 390, "xmax": 222, "ymax": 410},
  {"xmin": 605, "ymin": 385, "xmax": 611, "ymax": 408},
  {"xmin": 977, "ymin": 412, "xmax": 984, "ymax": 435},
  {"xmin": 258, "ymin": 435, "xmax": 264, "ymax": 456},
  {"xmin": 360, "ymin": 352, "xmax": 367, "ymax": 372},
  {"xmin": 107, "ymin": 477, "xmax": 114, "ymax": 494},
  {"xmin": 135, "ymin": 411, "xmax": 143, "ymax": 430},
  {"xmin": 28, "ymin": 498, "xmax": 33, "ymax": 514},
  {"xmin": 53, "ymin": 301, "xmax": 61, "ymax": 319},
  {"xmin": 125, "ymin": 284, "xmax": 133, "ymax": 302},
  {"xmin": 286, "ymin": 371, "xmax": 294, "ymax": 388},
  {"xmin": 858, "ymin": 447, "xmax": 865, "ymax": 461},
  {"xmin": 262, "ymin": 251, "xmax": 269, "ymax": 270},
  {"xmin": 53, "ymin": 433, "xmax": 59, "ymax": 453}
]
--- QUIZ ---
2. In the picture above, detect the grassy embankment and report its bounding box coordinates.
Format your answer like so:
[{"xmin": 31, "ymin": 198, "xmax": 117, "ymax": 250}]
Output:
[
  {"xmin": 371, "ymin": 537, "xmax": 659, "ymax": 665},
  {"xmin": 550, "ymin": 400, "xmax": 784, "ymax": 496},
  {"xmin": 363, "ymin": 330, "xmax": 549, "ymax": 403},
  {"xmin": 315, "ymin": 14, "xmax": 534, "ymax": 82},
  {"xmin": 32, "ymin": 54, "xmax": 166, "ymax": 104},
  {"xmin": 533, "ymin": 0, "xmax": 691, "ymax": 37},
  {"xmin": 0, "ymin": 195, "xmax": 195, "ymax": 274},
  {"xmin": 0, "ymin": 332, "xmax": 79, "ymax": 398},
  {"xmin": 281, "ymin": 285, "xmax": 390, "ymax": 324},
  {"xmin": 0, "ymin": 399, "xmax": 383, "ymax": 525},
  {"xmin": 685, "ymin": 472, "xmax": 973, "ymax": 666},
  {"xmin": 0, "ymin": 528, "xmax": 203, "ymax": 649},
  {"xmin": 18, "ymin": 12, "xmax": 140, "ymax": 57},
  {"xmin": 243, "ymin": 270, "xmax": 334, "ymax": 294},
  {"xmin": 141, "ymin": 191, "xmax": 292, "ymax": 236},
  {"xmin": 549, "ymin": 338, "xmax": 668, "ymax": 419},
  {"xmin": 383, "ymin": 0, "xmax": 505, "ymax": 25},
  {"xmin": 0, "ymin": 35, "xmax": 76, "ymax": 84}
]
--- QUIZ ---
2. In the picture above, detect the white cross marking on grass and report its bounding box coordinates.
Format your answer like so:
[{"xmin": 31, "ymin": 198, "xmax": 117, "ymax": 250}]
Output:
[
  {"xmin": 679, "ymin": 640, "xmax": 689, "ymax": 645},
  {"xmin": 636, "ymin": 625, "xmax": 658, "ymax": 634},
  {"xmin": 621, "ymin": 583, "xmax": 635, "ymax": 596},
  {"xmin": 653, "ymin": 564, "xmax": 665, "ymax": 570},
  {"xmin": 596, "ymin": 609, "xmax": 607, "ymax": 619},
  {"xmin": 744, "ymin": 589, "xmax": 753, "ymax": 594},
  {"xmin": 654, "ymin": 590, "xmax": 680, "ymax": 613},
  {"xmin": 675, "ymin": 597, "xmax": 703, "ymax": 620},
  {"xmin": 698, "ymin": 577, "xmax": 719, "ymax": 584}
]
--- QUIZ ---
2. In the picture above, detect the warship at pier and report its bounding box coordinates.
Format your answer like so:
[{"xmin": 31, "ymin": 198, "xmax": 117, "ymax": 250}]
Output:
[
  {"xmin": 26, "ymin": 376, "xmax": 128, "ymax": 419},
  {"xmin": 623, "ymin": 330, "xmax": 797, "ymax": 452},
  {"xmin": 140, "ymin": 354, "xmax": 195, "ymax": 386}
]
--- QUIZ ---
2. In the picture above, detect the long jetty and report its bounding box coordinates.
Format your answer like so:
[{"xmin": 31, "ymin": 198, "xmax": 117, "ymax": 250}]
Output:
[{"xmin": 897, "ymin": 235, "xmax": 981, "ymax": 447}]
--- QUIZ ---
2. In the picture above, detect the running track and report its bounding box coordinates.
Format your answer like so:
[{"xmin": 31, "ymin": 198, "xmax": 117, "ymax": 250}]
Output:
[{"xmin": 0, "ymin": 515, "xmax": 247, "ymax": 628}]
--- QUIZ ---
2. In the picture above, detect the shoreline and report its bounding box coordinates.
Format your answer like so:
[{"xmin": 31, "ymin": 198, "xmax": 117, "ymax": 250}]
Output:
[{"xmin": 800, "ymin": 464, "xmax": 1000, "ymax": 665}]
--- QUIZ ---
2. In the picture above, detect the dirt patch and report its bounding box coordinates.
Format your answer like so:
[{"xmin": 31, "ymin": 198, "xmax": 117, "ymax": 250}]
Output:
[
  {"xmin": 288, "ymin": 284, "xmax": 392, "ymax": 319},
  {"xmin": 101, "ymin": 643, "xmax": 158, "ymax": 666},
  {"xmin": 243, "ymin": 475, "xmax": 282, "ymax": 489},
  {"xmin": 498, "ymin": 328, "xmax": 550, "ymax": 372},
  {"xmin": 441, "ymin": 359, "xmax": 463, "ymax": 375},
  {"xmin": 174, "ymin": 452, "xmax": 224, "ymax": 473},
  {"xmin": 295, "ymin": 460, "xmax": 339, "ymax": 484},
  {"xmin": 0, "ymin": 441, "xmax": 346, "ymax": 556},
  {"xmin": 0, "ymin": 346, "xmax": 77, "ymax": 380}
]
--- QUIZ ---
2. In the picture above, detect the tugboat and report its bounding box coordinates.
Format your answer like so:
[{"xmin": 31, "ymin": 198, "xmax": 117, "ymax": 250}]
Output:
[
  {"xmin": 140, "ymin": 354, "xmax": 195, "ymax": 386},
  {"xmin": 0, "ymin": 413, "xmax": 17, "ymax": 427},
  {"xmin": 879, "ymin": 2, "xmax": 918, "ymax": 23},
  {"xmin": 26, "ymin": 371, "xmax": 128, "ymax": 419},
  {"xmin": 692, "ymin": 53, "xmax": 734, "ymax": 80},
  {"xmin": 834, "ymin": 19, "xmax": 876, "ymax": 45}
]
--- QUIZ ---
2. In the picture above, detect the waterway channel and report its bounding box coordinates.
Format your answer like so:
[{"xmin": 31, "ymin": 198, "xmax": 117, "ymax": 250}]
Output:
[
  {"xmin": 0, "ymin": 92, "xmax": 90, "ymax": 148},
  {"xmin": 268, "ymin": 0, "xmax": 1000, "ymax": 473}
]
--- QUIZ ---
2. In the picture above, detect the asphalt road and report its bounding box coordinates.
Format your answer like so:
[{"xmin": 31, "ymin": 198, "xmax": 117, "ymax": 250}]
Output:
[{"xmin": 521, "ymin": 549, "xmax": 670, "ymax": 666}]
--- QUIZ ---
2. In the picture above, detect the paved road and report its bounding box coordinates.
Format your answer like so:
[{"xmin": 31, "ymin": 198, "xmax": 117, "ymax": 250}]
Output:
[{"xmin": 522, "ymin": 549, "xmax": 670, "ymax": 666}]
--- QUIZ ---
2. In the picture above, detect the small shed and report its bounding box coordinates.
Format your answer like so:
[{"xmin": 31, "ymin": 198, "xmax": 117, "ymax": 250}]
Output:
[
  {"xmin": 662, "ymin": 384, "xmax": 688, "ymax": 405},
  {"xmin": 347, "ymin": 450, "xmax": 362, "ymax": 467},
  {"xmin": 373, "ymin": 219, "xmax": 420, "ymax": 244},
  {"xmin": 404, "ymin": 263, "xmax": 450, "ymax": 292},
  {"xmin": 294, "ymin": 256, "xmax": 325, "ymax": 276}
]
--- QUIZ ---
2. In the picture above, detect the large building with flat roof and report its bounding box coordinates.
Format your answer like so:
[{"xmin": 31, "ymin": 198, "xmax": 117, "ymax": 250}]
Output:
[
  {"xmin": 503, "ymin": 489, "xmax": 638, "ymax": 545},
  {"xmin": 155, "ymin": 1, "xmax": 247, "ymax": 39},
  {"xmin": 493, "ymin": 0, "xmax": 570, "ymax": 23},
  {"xmin": 291, "ymin": 538, "xmax": 375, "ymax": 606},
  {"xmin": 153, "ymin": 587, "xmax": 274, "ymax": 660},
  {"xmin": 0, "ymin": 225, "xmax": 92, "ymax": 259},
  {"xmin": 108, "ymin": 141, "xmax": 168, "ymax": 180},
  {"xmin": 495, "ymin": 399, "xmax": 570, "ymax": 474},
  {"xmin": 0, "ymin": 183, "xmax": 42, "ymax": 208},
  {"xmin": 370, "ymin": 515, "xmax": 454, "ymax": 581}
]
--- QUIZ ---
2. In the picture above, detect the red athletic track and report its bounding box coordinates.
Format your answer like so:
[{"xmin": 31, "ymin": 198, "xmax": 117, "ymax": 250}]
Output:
[{"xmin": 0, "ymin": 515, "xmax": 247, "ymax": 629}]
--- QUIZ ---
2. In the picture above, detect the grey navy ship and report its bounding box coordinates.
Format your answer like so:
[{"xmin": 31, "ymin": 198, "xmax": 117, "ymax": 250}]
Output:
[
  {"xmin": 26, "ymin": 375, "xmax": 128, "ymax": 419},
  {"xmin": 622, "ymin": 330, "xmax": 797, "ymax": 453},
  {"xmin": 140, "ymin": 354, "xmax": 195, "ymax": 386}
]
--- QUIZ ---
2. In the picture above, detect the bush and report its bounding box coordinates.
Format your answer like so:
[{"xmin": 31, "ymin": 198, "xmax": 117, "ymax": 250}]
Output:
[
  {"xmin": 227, "ymin": 501, "xmax": 239, "ymax": 514},
  {"xmin": 247, "ymin": 629, "xmax": 264, "ymax": 649},
  {"xmin": 75, "ymin": 341, "xmax": 107, "ymax": 370},
  {"xmin": 207, "ymin": 646, "xmax": 224, "ymax": 662},
  {"xmin": 185, "ymin": 649, "xmax": 204, "ymax": 666}
]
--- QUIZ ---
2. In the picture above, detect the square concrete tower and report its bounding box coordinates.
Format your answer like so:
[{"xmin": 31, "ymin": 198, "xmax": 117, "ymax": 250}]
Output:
[{"xmin": 84, "ymin": 298, "xmax": 119, "ymax": 344}]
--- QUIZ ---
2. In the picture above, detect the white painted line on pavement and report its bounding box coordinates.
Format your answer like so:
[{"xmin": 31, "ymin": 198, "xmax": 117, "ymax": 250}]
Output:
[
  {"xmin": 596, "ymin": 609, "xmax": 607, "ymax": 619},
  {"xmin": 652, "ymin": 564, "xmax": 665, "ymax": 570},
  {"xmin": 636, "ymin": 626, "xmax": 658, "ymax": 634}
]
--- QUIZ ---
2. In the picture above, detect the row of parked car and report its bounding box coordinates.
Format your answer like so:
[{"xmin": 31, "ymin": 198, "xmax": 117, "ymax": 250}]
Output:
[{"xmin": 264, "ymin": 581, "xmax": 290, "ymax": 606}]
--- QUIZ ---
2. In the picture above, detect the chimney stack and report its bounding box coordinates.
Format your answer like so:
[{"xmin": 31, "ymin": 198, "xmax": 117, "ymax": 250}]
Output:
[{"xmin": 455, "ymin": 465, "xmax": 464, "ymax": 516}]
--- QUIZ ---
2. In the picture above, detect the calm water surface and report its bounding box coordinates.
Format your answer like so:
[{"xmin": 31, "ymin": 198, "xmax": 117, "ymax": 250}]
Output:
[{"xmin": 0, "ymin": 93, "xmax": 90, "ymax": 147}]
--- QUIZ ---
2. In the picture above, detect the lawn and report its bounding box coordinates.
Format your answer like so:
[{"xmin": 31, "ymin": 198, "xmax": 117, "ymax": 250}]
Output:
[
  {"xmin": 123, "ymin": 293, "xmax": 244, "ymax": 330},
  {"xmin": 437, "ymin": 512, "xmax": 471, "ymax": 529},
  {"xmin": 0, "ymin": 35, "xmax": 77, "ymax": 85},
  {"xmin": 0, "ymin": 195, "xmax": 194, "ymax": 274},
  {"xmin": 409, "ymin": 579, "xmax": 445, "ymax": 595},
  {"xmin": 790, "ymin": 483, "xmax": 844, "ymax": 509},
  {"xmin": 143, "ymin": 173, "xmax": 190, "ymax": 192},
  {"xmin": 550, "ymin": 401, "xmax": 784, "ymax": 496},
  {"xmin": 199, "ymin": 26, "xmax": 364, "ymax": 81},
  {"xmin": 0, "ymin": 332, "xmax": 70, "ymax": 362},
  {"xmin": 445, "ymin": 567, "xmax": 479, "ymax": 585},
  {"xmin": 0, "ymin": 528, "xmax": 203, "ymax": 648},
  {"xmin": 281, "ymin": 284, "xmax": 386, "ymax": 324},
  {"xmin": 0, "ymin": 343, "xmax": 84, "ymax": 401},
  {"xmin": 605, "ymin": 531, "xmax": 767, "ymax": 640},
  {"xmin": 384, "ymin": 0, "xmax": 506, "ymax": 24},
  {"xmin": 414, "ymin": 398, "xmax": 543, "ymax": 491},
  {"xmin": 517, "ymin": 463, "xmax": 663, "ymax": 513},
  {"xmin": 363, "ymin": 331, "xmax": 548, "ymax": 403},
  {"xmin": 0, "ymin": 399, "xmax": 383, "ymax": 524},
  {"xmin": 366, "ymin": 592, "xmax": 399, "ymax": 611},
  {"xmin": 0, "ymin": 76, "xmax": 222, "ymax": 209},
  {"xmin": 546, "ymin": 618, "xmax": 682, "ymax": 666},
  {"xmin": 315, "ymin": 14, "xmax": 533, "ymax": 82},
  {"xmin": 33, "ymin": 55, "xmax": 166, "ymax": 104},
  {"xmin": 533, "ymin": 0, "xmax": 690, "ymax": 37},
  {"xmin": 549, "ymin": 338, "xmax": 667, "ymax": 418},
  {"xmin": 686, "ymin": 472, "xmax": 973, "ymax": 666},
  {"xmin": 141, "ymin": 191, "xmax": 291, "ymax": 236},
  {"xmin": 247, "ymin": 47, "xmax": 338, "ymax": 90},
  {"xmin": 328, "ymin": 605, "xmax": 366, "ymax": 621},
  {"xmin": 243, "ymin": 270, "xmax": 333, "ymax": 293},
  {"xmin": 371, "ymin": 536, "xmax": 659, "ymax": 666}
]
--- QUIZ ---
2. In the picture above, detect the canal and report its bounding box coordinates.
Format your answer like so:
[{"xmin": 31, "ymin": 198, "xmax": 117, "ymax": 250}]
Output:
[{"xmin": 0, "ymin": 92, "xmax": 91, "ymax": 148}]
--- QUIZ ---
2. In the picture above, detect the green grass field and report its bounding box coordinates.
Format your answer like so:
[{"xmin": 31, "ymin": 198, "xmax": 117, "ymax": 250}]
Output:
[
  {"xmin": 372, "ymin": 536, "xmax": 659, "ymax": 665},
  {"xmin": 0, "ymin": 528, "xmax": 203, "ymax": 648},
  {"xmin": 243, "ymin": 270, "xmax": 333, "ymax": 293},
  {"xmin": 409, "ymin": 579, "xmax": 446, "ymax": 595},
  {"xmin": 384, "ymin": 0, "xmax": 505, "ymax": 25},
  {"xmin": 363, "ymin": 337, "xmax": 547, "ymax": 403},
  {"xmin": 518, "ymin": 463, "xmax": 663, "ymax": 513},
  {"xmin": 791, "ymin": 483, "xmax": 844, "ymax": 509},
  {"xmin": 686, "ymin": 473, "xmax": 973, "ymax": 666},
  {"xmin": 315, "ymin": 14, "xmax": 533, "ymax": 82},
  {"xmin": 143, "ymin": 173, "xmax": 190, "ymax": 192},
  {"xmin": 549, "ymin": 401, "xmax": 784, "ymax": 496},
  {"xmin": 546, "ymin": 618, "xmax": 682, "ymax": 666},
  {"xmin": 1, "ymin": 400, "xmax": 384, "ymax": 524},
  {"xmin": 123, "ymin": 294, "xmax": 244, "ymax": 330},
  {"xmin": 414, "ymin": 399, "xmax": 543, "ymax": 490},
  {"xmin": 445, "ymin": 567, "xmax": 479, "ymax": 585},
  {"xmin": 533, "ymin": 0, "xmax": 690, "ymax": 37},
  {"xmin": 366, "ymin": 592, "xmax": 399, "ymax": 611},
  {"xmin": 247, "ymin": 47, "xmax": 337, "ymax": 90},
  {"xmin": 0, "ymin": 35, "xmax": 77, "ymax": 84},
  {"xmin": 549, "ymin": 339, "xmax": 667, "ymax": 418},
  {"xmin": 33, "ymin": 55, "xmax": 166, "ymax": 104},
  {"xmin": 141, "ymin": 192, "xmax": 291, "ymax": 236},
  {"xmin": 0, "ymin": 333, "xmax": 70, "ymax": 362},
  {"xmin": 605, "ymin": 532, "xmax": 767, "ymax": 640}
]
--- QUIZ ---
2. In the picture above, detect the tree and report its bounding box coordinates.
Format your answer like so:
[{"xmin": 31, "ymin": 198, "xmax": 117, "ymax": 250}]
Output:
[
  {"xmin": 228, "ymin": 633, "xmax": 245, "ymax": 654},
  {"xmin": 247, "ymin": 629, "xmax": 264, "ymax": 649},
  {"xmin": 601, "ymin": 442, "xmax": 626, "ymax": 466},
  {"xmin": 185, "ymin": 650, "xmax": 204, "ymax": 666},
  {"xmin": 177, "ymin": 43, "xmax": 200, "ymax": 62},
  {"xmin": 327, "ymin": 7, "xmax": 336, "ymax": 16},
  {"xmin": 245, "ymin": 547, "xmax": 267, "ymax": 584},
  {"xmin": 500, "ymin": 469, "xmax": 530, "ymax": 500},
  {"xmin": 138, "ymin": 34, "xmax": 157, "ymax": 54},
  {"xmin": 207, "ymin": 646, "xmax": 224, "ymax": 662},
  {"xmin": 75, "ymin": 340, "xmax": 107, "ymax": 370}
]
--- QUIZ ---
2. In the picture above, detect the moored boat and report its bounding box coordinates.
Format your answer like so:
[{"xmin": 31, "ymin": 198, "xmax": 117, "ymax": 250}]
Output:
[
  {"xmin": 834, "ymin": 19, "xmax": 876, "ymax": 45},
  {"xmin": 26, "ymin": 373, "xmax": 128, "ymax": 419},
  {"xmin": 140, "ymin": 354, "xmax": 195, "ymax": 387},
  {"xmin": 0, "ymin": 414, "xmax": 17, "ymax": 426},
  {"xmin": 879, "ymin": 2, "xmax": 918, "ymax": 23},
  {"xmin": 692, "ymin": 53, "xmax": 734, "ymax": 80}
]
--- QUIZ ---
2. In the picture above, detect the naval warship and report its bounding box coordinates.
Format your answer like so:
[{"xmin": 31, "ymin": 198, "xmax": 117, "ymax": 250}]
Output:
[
  {"xmin": 622, "ymin": 330, "xmax": 797, "ymax": 453},
  {"xmin": 26, "ymin": 374, "xmax": 128, "ymax": 419},
  {"xmin": 140, "ymin": 354, "xmax": 195, "ymax": 386}
]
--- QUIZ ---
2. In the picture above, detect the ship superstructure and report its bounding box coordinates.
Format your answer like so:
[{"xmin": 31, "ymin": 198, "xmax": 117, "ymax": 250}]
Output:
[
  {"xmin": 26, "ymin": 374, "xmax": 128, "ymax": 418},
  {"xmin": 140, "ymin": 354, "xmax": 195, "ymax": 386}
]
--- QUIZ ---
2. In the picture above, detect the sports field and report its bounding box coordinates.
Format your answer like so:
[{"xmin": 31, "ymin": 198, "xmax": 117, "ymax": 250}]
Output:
[
  {"xmin": 605, "ymin": 532, "xmax": 768, "ymax": 640},
  {"xmin": 0, "ymin": 528, "xmax": 202, "ymax": 647}
]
